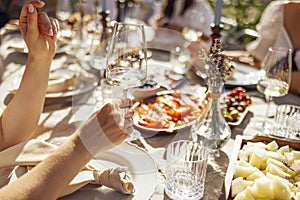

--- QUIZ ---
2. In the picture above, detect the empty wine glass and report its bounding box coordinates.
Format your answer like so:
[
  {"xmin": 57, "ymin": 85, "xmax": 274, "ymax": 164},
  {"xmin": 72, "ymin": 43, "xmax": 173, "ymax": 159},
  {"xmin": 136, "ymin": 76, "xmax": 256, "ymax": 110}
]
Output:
[
  {"xmin": 105, "ymin": 22, "xmax": 147, "ymax": 141},
  {"xmin": 56, "ymin": 0, "xmax": 72, "ymax": 35},
  {"xmin": 256, "ymin": 47, "xmax": 292, "ymax": 133}
]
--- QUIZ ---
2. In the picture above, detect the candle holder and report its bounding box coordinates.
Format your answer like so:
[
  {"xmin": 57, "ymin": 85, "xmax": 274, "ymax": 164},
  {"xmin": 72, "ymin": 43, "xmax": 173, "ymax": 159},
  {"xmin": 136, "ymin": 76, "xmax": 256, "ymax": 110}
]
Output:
[
  {"xmin": 116, "ymin": 0, "xmax": 126, "ymax": 22},
  {"xmin": 100, "ymin": 10, "xmax": 110, "ymax": 42},
  {"xmin": 210, "ymin": 23, "xmax": 224, "ymax": 41}
]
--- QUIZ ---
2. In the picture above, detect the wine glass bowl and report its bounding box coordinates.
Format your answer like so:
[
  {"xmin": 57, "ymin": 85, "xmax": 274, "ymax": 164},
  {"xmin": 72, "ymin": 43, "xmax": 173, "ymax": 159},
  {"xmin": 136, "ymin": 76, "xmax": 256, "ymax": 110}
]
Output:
[
  {"xmin": 256, "ymin": 47, "xmax": 292, "ymax": 132},
  {"xmin": 106, "ymin": 22, "xmax": 147, "ymax": 92},
  {"xmin": 56, "ymin": 0, "xmax": 72, "ymax": 22},
  {"xmin": 56, "ymin": 0, "xmax": 72, "ymax": 36},
  {"xmin": 256, "ymin": 47, "xmax": 292, "ymax": 98}
]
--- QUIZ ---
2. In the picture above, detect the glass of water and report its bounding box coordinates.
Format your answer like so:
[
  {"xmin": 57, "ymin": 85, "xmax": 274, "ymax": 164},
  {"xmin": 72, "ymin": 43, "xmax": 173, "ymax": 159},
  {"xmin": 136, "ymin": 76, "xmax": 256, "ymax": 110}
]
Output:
[
  {"xmin": 165, "ymin": 140, "xmax": 208, "ymax": 200},
  {"xmin": 270, "ymin": 104, "xmax": 300, "ymax": 140}
]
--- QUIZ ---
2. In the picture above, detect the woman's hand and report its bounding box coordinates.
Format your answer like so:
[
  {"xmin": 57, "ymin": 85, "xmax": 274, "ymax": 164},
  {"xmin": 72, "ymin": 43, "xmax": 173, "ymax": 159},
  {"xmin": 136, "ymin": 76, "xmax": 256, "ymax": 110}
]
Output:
[
  {"xmin": 19, "ymin": 0, "xmax": 59, "ymax": 59},
  {"xmin": 77, "ymin": 99, "xmax": 134, "ymax": 156},
  {"xmin": 97, "ymin": 99, "xmax": 134, "ymax": 144}
]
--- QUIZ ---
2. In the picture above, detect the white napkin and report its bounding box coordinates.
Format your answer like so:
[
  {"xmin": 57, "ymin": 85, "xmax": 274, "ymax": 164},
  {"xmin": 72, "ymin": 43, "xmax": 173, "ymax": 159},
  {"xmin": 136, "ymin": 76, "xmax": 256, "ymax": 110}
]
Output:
[{"xmin": 90, "ymin": 166, "xmax": 135, "ymax": 194}]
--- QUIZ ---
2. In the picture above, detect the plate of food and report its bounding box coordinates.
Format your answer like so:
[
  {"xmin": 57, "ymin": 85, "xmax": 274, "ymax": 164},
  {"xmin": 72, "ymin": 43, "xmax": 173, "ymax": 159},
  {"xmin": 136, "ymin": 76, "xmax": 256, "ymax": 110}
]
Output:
[
  {"xmin": 222, "ymin": 87, "xmax": 252, "ymax": 127},
  {"xmin": 132, "ymin": 90, "xmax": 209, "ymax": 134},
  {"xmin": 225, "ymin": 135, "xmax": 300, "ymax": 200}
]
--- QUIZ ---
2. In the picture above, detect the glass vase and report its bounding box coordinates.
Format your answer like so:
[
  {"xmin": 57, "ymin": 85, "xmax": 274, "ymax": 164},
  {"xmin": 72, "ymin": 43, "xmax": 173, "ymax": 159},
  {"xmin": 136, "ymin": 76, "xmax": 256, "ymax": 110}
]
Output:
[{"xmin": 191, "ymin": 73, "xmax": 231, "ymax": 155}]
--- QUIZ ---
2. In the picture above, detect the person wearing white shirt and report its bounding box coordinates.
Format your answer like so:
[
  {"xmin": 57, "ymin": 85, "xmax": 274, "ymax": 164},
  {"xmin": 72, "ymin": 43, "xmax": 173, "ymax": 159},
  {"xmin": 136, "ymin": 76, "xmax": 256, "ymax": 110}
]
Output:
[
  {"xmin": 149, "ymin": 0, "xmax": 214, "ymax": 40},
  {"xmin": 246, "ymin": 0, "xmax": 300, "ymax": 94}
]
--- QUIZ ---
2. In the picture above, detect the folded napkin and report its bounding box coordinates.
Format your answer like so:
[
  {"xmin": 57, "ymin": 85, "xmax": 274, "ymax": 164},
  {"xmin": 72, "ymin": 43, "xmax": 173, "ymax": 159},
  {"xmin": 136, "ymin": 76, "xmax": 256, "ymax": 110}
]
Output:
[
  {"xmin": 89, "ymin": 165, "xmax": 135, "ymax": 194},
  {"xmin": 0, "ymin": 139, "xmax": 135, "ymax": 197}
]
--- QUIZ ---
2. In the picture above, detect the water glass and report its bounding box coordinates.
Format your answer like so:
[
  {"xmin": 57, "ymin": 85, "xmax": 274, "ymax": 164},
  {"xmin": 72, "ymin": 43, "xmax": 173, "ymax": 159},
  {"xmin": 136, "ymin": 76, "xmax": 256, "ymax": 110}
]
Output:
[
  {"xmin": 165, "ymin": 140, "xmax": 208, "ymax": 200},
  {"xmin": 271, "ymin": 104, "xmax": 300, "ymax": 140}
]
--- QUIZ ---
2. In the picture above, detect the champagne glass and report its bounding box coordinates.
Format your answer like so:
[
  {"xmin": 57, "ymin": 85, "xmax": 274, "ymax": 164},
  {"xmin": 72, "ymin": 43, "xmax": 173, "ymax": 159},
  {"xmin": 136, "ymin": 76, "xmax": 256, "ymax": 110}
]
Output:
[
  {"xmin": 256, "ymin": 47, "xmax": 292, "ymax": 133},
  {"xmin": 106, "ymin": 22, "xmax": 147, "ymax": 141},
  {"xmin": 56, "ymin": 0, "xmax": 72, "ymax": 36}
]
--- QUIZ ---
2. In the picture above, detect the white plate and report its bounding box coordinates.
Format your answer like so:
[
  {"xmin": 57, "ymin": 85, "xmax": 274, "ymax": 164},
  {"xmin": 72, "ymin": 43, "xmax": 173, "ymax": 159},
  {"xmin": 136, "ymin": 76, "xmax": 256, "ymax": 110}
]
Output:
[
  {"xmin": 62, "ymin": 142, "xmax": 158, "ymax": 200},
  {"xmin": 11, "ymin": 68, "xmax": 97, "ymax": 99},
  {"xmin": 146, "ymin": 61, "xmax": 186, "ymax": 89},
  {"xmin": 45, "ymin": 72, "xmax": 96, "ymax": 98},
  {"xmin": 225, "ymin": 62, "xmax": 264, "ymax": 86},
  {"xmin": 8, "ymin": 36, "xmax": 72, "ymax": 54}
]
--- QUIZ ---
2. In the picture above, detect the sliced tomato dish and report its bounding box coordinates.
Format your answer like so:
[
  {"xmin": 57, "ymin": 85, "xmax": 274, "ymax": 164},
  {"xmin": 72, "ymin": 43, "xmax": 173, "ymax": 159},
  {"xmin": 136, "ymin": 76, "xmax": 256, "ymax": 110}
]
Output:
[{"xmin": 134, "ymin": 91, "xmax": 205, "ymax": 130}]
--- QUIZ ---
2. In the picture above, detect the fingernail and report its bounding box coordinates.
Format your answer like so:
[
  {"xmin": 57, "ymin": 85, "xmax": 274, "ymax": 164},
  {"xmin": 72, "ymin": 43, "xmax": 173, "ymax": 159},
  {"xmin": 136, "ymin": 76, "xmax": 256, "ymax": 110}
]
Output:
[
  {"xmin": 37, "ymin": 0, "xmax": 45, "ymax": 5},
  {"xmin": 48, "ymin": 28, "xmax": 53, "ymax": 36},
  {"xmin": 28, "ymin": 3, "xmax": 34, "ymax": 13},
  {"xmin": 53, "ymin": 33, "xmax": 59, "ymax": 40}
]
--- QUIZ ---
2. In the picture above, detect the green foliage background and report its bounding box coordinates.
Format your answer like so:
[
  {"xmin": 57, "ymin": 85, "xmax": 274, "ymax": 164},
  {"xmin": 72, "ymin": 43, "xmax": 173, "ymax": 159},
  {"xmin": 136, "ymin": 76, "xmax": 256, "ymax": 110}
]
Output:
[{"xmin": 207, "ymin": 0, "xmax": 273, "ymax": 46}]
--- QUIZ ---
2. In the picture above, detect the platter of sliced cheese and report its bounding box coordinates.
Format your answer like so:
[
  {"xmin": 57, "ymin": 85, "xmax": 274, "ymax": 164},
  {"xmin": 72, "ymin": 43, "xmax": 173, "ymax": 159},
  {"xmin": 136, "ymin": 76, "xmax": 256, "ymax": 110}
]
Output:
[{"xmin": 225, "ymin": 135, "xmax": 300, "ymax": 200}]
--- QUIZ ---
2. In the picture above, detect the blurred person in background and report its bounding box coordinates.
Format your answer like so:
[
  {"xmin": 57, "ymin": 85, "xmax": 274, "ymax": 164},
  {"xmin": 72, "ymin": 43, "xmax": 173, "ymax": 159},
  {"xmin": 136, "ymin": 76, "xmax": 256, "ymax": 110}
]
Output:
[
  {"xmin": 226, "ymin": 0, "xmax": 300, "ymax": 94},
  {"xmin": 0, "ymin": 1, "xmax": 9, "ymax": 28},
  {"xmin": 149, "ymin": 0, "xmax": 214, "ymax": 41}
]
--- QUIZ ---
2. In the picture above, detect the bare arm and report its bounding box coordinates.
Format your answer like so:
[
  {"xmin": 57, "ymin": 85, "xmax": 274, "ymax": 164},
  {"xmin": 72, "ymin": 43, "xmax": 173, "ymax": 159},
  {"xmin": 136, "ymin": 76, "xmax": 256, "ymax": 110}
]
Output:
[
  {"xmin": 0, "ymin": 102, "xmax": 133, "ymax": 200},
  {"xmin": 0, "ymin": 133, "xmax": 91, "ymax": 200},
  {"xmin": 0, "ymin": 1, "xmax": 59, "ymax": 150}
]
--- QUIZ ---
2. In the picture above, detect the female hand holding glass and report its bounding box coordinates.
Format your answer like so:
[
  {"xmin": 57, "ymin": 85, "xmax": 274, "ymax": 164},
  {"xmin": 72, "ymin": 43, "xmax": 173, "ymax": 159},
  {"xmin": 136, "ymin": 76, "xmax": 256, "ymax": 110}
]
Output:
[
  {"xmin": 256, "ymin": 47, "xmax": 292, "ymax": 132},
  {"xmin": 105, "ymin": 22, "xmax": 147, "ymax": 141}
]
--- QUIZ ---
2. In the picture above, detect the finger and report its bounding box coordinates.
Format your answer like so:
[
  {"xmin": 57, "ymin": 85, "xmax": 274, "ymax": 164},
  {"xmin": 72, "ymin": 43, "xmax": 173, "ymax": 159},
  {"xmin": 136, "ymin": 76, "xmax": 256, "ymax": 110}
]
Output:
[
  {"xmin": 19, "ymin": 1, "xmax": 45, "ymax": 35},
  {"xmin": 126, "ymin": 126, "xmax": 134, "ymax": 135},
  {"xmin": 114, "ymin": 112, "xmax": 121, "ymax": 126},
  {"xmin": 54, "ymin": 18, "xmax": 60, "ymax": 34},
  {"xmin": 124, "ymin": 109, "xmax": 134, "ymax": 119},
  {"xmin": 50, "ymin": 17, "xmax": 59, "ymax": 39},
  {"xmin": 124, "ymin": 118, "xmax": 134, "ymax": 134},
  {"xmin": 119, "ymin": 98, "xmax": 132, "ymax": 109},
  {"xmin": 38, "ymin": 12, "xmax": 54, "ymax": 36}
]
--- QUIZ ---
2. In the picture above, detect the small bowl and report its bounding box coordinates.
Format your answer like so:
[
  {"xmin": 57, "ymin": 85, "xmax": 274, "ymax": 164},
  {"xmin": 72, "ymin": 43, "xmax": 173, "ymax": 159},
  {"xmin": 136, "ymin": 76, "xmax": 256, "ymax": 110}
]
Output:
[{"xmin": 132, "ymin": 80, "xmax": 164, "ymax": 100}]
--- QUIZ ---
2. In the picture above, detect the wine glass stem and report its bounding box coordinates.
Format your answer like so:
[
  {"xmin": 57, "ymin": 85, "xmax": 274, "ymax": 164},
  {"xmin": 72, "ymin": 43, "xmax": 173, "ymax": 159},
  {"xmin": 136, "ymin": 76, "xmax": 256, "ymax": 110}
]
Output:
[
  {"xmin": 122, "ymin": 88, "xmax": 129, "ymax": 119},
  {"xmin": 122, "ymin": 88, "xmax": 140, "ymax": 141},
  {"xmin": 123, "ymin": 88, "xmax": 128, "ymax": 99},
  {"xmin": 122, "ymin": 88, "xmax": 129, "ymax": 125},
  {"xmin": 263, "ymin": 95, "xmax": 273, "ymax": 131}
]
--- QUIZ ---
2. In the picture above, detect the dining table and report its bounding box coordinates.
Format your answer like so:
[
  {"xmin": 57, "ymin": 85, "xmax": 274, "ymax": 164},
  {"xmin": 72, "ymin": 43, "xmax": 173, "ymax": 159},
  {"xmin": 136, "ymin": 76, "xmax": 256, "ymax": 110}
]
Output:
[{"xmin": 1, "ymin": 21, "xmax": 300, "ymax": 200}]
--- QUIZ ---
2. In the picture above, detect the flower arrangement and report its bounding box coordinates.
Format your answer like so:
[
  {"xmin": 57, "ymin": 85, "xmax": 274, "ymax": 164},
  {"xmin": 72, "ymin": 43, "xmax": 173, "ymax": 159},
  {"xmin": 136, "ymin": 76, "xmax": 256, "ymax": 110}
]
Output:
[{"xmin": 202, "ymin": 39, "xmax": 235, "ymax": 82}]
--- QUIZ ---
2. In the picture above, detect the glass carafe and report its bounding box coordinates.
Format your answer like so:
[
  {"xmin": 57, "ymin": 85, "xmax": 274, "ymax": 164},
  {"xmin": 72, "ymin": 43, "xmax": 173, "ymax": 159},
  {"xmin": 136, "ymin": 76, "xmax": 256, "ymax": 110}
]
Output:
[{"xmin": 191, "ymin": 72, "xmax": 231, "ymax": 155}]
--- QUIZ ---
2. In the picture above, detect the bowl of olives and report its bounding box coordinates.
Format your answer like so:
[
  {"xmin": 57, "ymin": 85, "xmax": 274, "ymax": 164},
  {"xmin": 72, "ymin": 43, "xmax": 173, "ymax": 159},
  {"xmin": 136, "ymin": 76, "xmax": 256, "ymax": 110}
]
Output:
[{"xmin": 222, "ymin": 87, "xmax": 252, "ymax": 126}]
